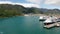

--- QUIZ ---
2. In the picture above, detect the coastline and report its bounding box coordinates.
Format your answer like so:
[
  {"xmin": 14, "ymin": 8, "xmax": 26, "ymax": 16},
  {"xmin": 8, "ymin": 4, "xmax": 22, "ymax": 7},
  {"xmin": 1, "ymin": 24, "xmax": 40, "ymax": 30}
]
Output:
[
  {"xmin": 24, "ymin": 14, "xmax": 60, "ymax": 18},
  {"xmin": 0, "ymin": 14, "xmax": 59, "ymax": 18}
]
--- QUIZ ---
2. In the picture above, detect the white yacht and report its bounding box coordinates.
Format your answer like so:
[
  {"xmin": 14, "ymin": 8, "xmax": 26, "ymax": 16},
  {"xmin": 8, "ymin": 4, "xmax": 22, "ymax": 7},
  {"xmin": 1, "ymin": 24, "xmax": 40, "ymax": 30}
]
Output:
[
  {"xmin": 44, "ymin": 16, "xmax": 57, "ymax": 25},
  {"xmin": 39, "ymin": 16, "xmax": 48, "ymax": 21}
]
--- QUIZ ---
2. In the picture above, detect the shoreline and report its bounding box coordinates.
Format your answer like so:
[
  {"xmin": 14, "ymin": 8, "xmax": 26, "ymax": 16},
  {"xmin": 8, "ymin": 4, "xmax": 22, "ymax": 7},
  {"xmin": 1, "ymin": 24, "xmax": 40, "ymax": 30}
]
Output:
[
  {"xmin": 24, "ymin": 14, "xmax": 60, "ymax": 18},
  {"xmin": 0, "ymin": 14, "xmax": 59, "ymax": 18}
]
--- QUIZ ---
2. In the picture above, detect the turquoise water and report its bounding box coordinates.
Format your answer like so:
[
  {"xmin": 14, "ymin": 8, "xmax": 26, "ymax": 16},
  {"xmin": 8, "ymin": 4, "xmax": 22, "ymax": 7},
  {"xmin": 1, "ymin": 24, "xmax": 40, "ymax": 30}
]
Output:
[{"xmin": 0, "ymin": 16, "xmax": 60, "ymax": 34}]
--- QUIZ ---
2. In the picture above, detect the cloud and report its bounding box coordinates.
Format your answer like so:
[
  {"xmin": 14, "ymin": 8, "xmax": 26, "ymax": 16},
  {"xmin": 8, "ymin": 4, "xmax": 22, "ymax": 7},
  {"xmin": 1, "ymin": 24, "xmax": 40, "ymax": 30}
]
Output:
[
  {"xmin": 0, "ymin": 1, "xmax": 12, "ymax": 4},
  {"xmin": 0, "ymin": 1, "xmax": 40, "ymax": 8},
  {"xmin": 25, "ymin": 0, "xmax": 42, "ymax": 8},
  {"xmin": 0, "ymin": 0, "xmax": 8, "ymax": 1},
  {"xmin": 44, "ymin": 0, "xmax": 60, "ymax": 6},
  {"xmin": 26, "ymin": 0, "xmax": 42, "ymax": 4},
  {"xmin": 16, "ymin": 3, "xmax": 40, "ymax": 8}
]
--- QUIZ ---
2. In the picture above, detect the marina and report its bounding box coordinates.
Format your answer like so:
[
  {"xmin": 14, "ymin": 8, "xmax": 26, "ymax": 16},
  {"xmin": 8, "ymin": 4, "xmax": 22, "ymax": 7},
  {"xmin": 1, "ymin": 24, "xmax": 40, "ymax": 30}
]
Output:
[{"xmin": 39, "ymin": 16, "xmax": 60, "ymax": 28}]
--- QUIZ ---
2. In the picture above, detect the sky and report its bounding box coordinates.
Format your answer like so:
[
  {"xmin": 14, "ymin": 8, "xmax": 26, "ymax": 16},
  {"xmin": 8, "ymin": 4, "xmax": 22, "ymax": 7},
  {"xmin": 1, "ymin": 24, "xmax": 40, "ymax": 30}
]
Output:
[{"xmin": 0, "ymin": 0, "xmax": 60, "ymax": 9}]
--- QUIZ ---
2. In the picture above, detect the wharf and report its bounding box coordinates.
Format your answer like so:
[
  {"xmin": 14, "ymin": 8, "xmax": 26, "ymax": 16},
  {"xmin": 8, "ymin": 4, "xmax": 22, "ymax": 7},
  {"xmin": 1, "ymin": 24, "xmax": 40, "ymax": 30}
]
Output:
[{"xmin": 44, "ymin": 22, "xmax": 60, "ymax": 28}]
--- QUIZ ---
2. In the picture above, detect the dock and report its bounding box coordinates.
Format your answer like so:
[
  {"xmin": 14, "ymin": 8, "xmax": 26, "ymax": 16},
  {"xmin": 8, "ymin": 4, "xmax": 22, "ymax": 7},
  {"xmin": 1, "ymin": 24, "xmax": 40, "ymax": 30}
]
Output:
[{"xmin": 44, "ymin": 22, "xmax": 60, "ymax": 28}]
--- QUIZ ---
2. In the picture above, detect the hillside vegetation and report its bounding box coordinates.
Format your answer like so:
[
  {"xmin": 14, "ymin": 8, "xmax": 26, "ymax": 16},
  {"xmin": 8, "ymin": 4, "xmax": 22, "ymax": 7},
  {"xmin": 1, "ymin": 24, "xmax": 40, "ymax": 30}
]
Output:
[{"xmin": 0, "ymin": 4, "xmax": 60, "ymax": 17}]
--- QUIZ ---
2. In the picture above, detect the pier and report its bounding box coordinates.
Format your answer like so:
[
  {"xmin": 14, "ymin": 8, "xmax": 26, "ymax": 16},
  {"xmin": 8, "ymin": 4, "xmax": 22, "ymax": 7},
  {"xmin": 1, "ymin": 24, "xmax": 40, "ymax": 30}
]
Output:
[{"xmin": 44, "ymin": 22, "xmax": 60, "ymax": 28}]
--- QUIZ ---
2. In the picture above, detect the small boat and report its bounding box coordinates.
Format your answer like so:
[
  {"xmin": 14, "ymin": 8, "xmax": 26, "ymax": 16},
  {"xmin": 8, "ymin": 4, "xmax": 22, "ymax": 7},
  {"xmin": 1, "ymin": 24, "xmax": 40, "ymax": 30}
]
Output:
[{"xmin": 39, "ymin": 16, "xmax": 48, "ymax": 21}]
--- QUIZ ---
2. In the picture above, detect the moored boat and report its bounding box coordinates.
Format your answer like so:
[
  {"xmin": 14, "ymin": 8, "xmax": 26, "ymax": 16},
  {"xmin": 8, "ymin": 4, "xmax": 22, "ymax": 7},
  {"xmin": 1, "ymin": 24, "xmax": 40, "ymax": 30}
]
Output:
[
  {"xmin": 43, "ymin": 17, "xmax": 57, "ymax": 28},
  {"xmin": 44, "ymin": 19, "xmax": 56, "ymax": 25},
  {"xmin": 44, "ymin": 17, "xmax": 57, "ymax": 24},
  {"xmin": 39, "ymin": 16, "xmax": 48, "ymax": 21}
]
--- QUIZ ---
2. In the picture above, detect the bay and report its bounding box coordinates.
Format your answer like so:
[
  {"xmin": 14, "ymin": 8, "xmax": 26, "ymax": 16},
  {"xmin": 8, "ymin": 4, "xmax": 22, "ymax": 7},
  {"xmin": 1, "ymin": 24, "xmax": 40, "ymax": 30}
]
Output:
[{"xmin": 0, "ymin": 16, "xmax": 60, "ymax": 34}]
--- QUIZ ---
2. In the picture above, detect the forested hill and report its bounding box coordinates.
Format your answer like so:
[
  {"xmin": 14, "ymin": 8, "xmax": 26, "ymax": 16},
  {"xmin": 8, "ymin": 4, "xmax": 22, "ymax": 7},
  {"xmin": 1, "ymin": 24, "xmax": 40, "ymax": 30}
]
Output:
[
  {"xmin": 0, "ymin": 4, "xmax": 60, "ymax": 17},
  {"xmin": 0, "ymin": 4, "xmax": 25, "ymax": 17}
]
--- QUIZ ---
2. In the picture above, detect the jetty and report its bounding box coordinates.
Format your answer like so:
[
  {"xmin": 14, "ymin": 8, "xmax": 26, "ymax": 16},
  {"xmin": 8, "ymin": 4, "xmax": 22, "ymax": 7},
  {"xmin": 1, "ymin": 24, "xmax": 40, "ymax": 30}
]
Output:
[{"xmin": 44, "ymin": 22, "xmax": 60, "ymax": 28}]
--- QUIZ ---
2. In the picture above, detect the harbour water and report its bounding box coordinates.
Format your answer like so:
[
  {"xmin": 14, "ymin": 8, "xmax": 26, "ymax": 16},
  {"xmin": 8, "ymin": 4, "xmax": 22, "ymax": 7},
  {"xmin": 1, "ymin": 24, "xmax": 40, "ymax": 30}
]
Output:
[{"xmin": 0, "ymin": 16, "xmax": 60, "ymax": 34}]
